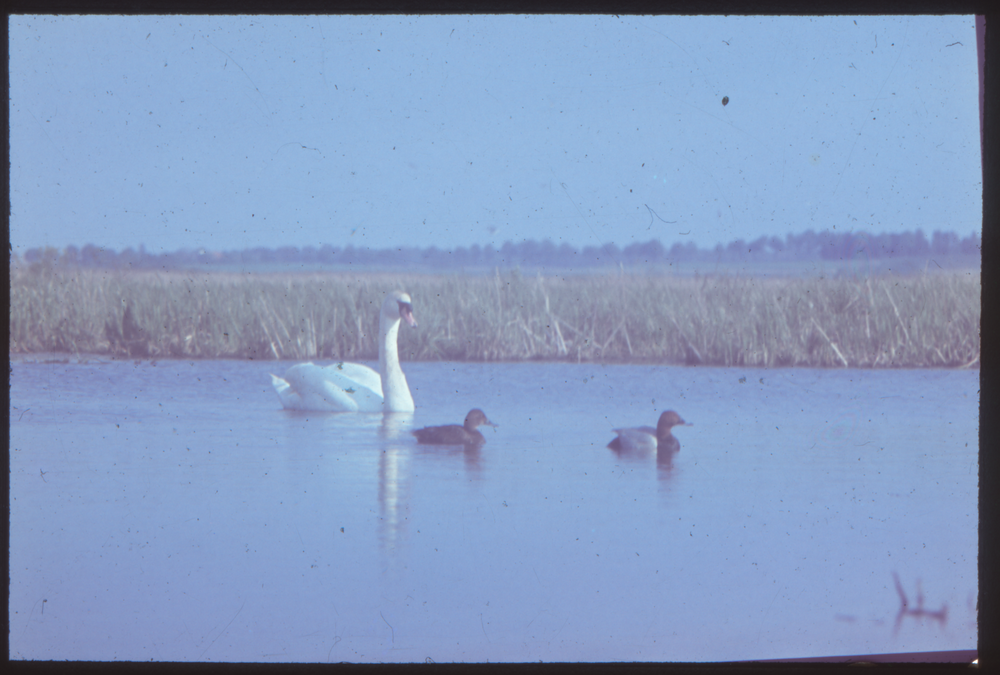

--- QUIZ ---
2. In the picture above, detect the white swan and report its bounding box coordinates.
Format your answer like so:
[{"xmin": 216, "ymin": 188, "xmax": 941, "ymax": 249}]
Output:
[{"xmin": 270, "ymin": 291, "xmax": 417, "ymax": 412}]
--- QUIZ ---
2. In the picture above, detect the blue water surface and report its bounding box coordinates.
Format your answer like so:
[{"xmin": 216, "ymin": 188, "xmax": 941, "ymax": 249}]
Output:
[{"xmin": 9, "ymin": 357, "xmax": 978, "ymax": 662}]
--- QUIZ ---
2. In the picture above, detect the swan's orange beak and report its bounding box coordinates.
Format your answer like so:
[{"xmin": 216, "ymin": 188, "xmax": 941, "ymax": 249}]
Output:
[{"xmin": 399, "ymin": 302, "xmax": 417, "ymax": 327}]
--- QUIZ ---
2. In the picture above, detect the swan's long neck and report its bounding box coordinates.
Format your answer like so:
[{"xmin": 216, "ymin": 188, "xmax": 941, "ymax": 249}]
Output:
[{"xmin": 379, "ymin": 314, "xmax": 414, "ymax": 412}]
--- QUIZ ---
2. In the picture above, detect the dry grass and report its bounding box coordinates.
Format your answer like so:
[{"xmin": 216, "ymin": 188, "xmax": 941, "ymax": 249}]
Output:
[{"xmin": 8, "ymin": 265, "xmax": 981, "ymax": 367}]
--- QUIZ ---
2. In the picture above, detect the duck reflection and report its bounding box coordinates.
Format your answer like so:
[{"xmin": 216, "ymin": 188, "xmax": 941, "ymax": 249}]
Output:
[
  {"xmin": 656, "ymin": 445, "xmax": 678, "ymax": 481},
  {"xmin": 413, "ymin": 441, "xmax": 485, "ymax": 477}
]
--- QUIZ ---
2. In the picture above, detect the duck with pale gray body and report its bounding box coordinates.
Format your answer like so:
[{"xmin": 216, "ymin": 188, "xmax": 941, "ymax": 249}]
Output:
[
  {"xmin": 608, "ymin": 410, "xmax": 691, "ymax": 454},
  {"xmin": 413, "ymin": 409, "xmax": 498, "ymax": 446},
  {"xmin": 270, "ymin": 291, "xmax": 417, "ymax": 412}
]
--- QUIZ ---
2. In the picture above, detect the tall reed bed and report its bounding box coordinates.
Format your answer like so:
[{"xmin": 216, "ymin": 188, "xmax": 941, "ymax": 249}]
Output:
[{"xmin": 9, "ymin": 264, "xmax": 980, "ymax": 368}]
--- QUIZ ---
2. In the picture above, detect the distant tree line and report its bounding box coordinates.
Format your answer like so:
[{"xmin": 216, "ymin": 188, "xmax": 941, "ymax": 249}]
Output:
[{"xmin": 17, "ymin": 229, "xmax": 981, "ymax": 272}]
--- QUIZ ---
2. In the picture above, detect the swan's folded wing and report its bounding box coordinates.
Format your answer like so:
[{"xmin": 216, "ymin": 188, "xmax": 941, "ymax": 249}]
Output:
[
  {"xmin": 282, "ymin": 362, "xmax": 383, "ymax": 412},
  {"xmin": 320, "ymin": 361, "xmax": 383, "ymax": 396},
  {"xmin": 274, "ymin": 370, "xmax": 342, "ymax": 411},
  {"xmin": 319, "ymin": 369, "xmax": 384, "ymax": 412}
]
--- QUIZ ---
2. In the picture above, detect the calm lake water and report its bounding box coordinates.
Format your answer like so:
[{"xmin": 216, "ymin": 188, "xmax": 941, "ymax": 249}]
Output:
[{"xmin": 9, "ymin": 357, "xmax": 978, "ymax": 662}]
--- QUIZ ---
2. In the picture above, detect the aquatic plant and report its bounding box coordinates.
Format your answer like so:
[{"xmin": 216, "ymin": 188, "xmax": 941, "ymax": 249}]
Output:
[{"xmin": 8, "ymin": 263, "xmax": 980, "ymax": 368}]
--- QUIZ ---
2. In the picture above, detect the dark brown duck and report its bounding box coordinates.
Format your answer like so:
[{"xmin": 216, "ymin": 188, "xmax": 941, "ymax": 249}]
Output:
[{"xmin": 413, "ymin": 409, "xmax": 498, "ymax": 446}]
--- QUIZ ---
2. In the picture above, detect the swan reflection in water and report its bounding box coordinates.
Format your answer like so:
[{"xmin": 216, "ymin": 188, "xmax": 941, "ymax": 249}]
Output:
[
  {"xmin": 375, "ymin": 411, "xmax": 493, "ymax": 565},
  {"xmin": 376, "ymin": 413, "xmax": 414, "ymax": 564}
]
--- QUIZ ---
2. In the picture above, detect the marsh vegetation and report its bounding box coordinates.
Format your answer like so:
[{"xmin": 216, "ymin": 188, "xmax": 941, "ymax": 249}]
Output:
[{"xmin": 9, "ymin": 265, "xmax": 980, "ymax": 368}]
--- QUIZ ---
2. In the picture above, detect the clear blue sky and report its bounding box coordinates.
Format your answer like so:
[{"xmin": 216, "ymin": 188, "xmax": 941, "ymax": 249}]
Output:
[{"xmin": 9, "ymin": 15, "xmax": 981, "ymax": 256}]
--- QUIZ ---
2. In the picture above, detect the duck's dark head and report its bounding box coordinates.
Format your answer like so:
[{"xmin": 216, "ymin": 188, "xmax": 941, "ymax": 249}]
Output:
[
  {"xmin": 656, "ymin": 410, "xmax": 691, "ymax": 440},
  {"xmin": 464, "ymin": 409, "xmax": 497, "ymax": 431}
]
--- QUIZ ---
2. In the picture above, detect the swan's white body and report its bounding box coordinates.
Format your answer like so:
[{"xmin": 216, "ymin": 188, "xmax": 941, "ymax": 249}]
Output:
[{"xmin": 271, "ymin": 291, "xmax": 416, "ymax": 412}]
